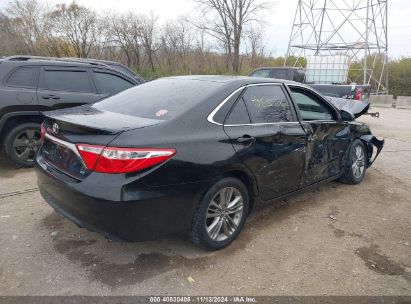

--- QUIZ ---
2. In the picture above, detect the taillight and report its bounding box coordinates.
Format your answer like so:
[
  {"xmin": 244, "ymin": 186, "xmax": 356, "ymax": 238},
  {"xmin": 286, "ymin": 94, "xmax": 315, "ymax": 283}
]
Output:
[
  {"xmin": 354, "ymin": 88, "xmax": 362, "ymax": 100},
  {"xmin": 40, "ymin": 122, "xmax": 46, "ymax": 142},
  {"xmin": 76, "ymin": 144, "xmax": 176, "ymax": 173}
]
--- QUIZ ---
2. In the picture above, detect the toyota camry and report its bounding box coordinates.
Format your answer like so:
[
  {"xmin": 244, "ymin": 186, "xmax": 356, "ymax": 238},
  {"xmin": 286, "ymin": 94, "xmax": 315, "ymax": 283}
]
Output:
[{"xmin": 35, "ymin": 76, "xmax": 384, "ymax": 250}]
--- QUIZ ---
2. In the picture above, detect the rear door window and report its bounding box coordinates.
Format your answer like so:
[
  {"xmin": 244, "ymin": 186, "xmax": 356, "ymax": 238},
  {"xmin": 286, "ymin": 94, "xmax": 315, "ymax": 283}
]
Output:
[
  {"xmin": 6, "ymin": 67, "xmax": 39, "ymax": 88},
  {"xmin": 42, "ymin": 69, "xmax": 93, "ymax": 92},
  {"xmin": 225, "ymin": 99, "xmax": 251, "ymax": 125},
  {"xmin": 241, "ymin": 85, "xmax": 294, "ymax": 123},
  {"xmin": 93, "ymin": 71, "xmax": 134, "ymax": 95}
]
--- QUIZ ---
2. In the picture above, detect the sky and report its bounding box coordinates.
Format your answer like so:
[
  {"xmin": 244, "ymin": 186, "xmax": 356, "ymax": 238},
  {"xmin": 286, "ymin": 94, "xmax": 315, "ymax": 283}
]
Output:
[{"xmin": 1, "ymin": 0, "xmax": 410, "ymax": 58}]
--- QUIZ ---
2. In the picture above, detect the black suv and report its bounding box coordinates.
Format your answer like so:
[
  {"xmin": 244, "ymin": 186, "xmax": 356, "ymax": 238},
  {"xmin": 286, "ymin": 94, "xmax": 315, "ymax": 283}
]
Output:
[{"xmin": 0, "ymin": 56, "xmax": 142, "ymax": 167}]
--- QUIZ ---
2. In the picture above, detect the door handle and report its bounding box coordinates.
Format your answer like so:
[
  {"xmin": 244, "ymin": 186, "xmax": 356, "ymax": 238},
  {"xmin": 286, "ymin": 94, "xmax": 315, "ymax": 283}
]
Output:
[
  {"xmin": 237, "ymin": 135, "xmax": 256, "ymax": 144},
  {"xmin": 42, "ymin": 95, "xmax": 61, "ymax": 100}
]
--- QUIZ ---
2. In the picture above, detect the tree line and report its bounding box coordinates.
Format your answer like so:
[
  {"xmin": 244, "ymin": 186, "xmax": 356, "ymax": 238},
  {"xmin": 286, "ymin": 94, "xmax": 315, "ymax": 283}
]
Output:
[
  {"xmin": 0, "ymin": 0, "xmax": 273, "ymax": 78},
  {"xmin": 0, "ymin": 0, "xmax": 410, "ymax": 96}
]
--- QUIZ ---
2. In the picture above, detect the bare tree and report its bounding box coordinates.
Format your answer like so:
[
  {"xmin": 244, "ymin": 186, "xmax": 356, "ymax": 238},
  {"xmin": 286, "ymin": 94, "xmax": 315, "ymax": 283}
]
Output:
[
  {"xmin": 0, "ymin": 0, "xmax": 277, "ymax": 77},
  {"xmin": 51, "ymin": 1, "xmax": 100, "ymax": 58},
  {"xmin": 192, "ymin": 0, "xmax": 269, "ymax": 73},
  {"xmin": 4, "ymin": 0, "xmax": 48, "ymax": 55},
  {"xmin": 105, "ymin": 12, "xmax": 143, "ymax": 69},
  {"xmin": 246, "ymin": 25, "xmax": 266, "ymax": 68},
  {"xmin": 160, "ymin": 17, "xmax": 194, "ymax": 72},
  {"xmin": 0, "ymin": 12, "xmax": 22, "ymax": 55},
  {"xmin": 128, "ymin": 13, "xmax": 144, "ymax": 69},
  {"xmin": 139, "ymin": 12, "xmax": 158, "ymax": 72},
  {"xmin": 193, "ymin": 28, "xmax": 210, "ymax": 73}
]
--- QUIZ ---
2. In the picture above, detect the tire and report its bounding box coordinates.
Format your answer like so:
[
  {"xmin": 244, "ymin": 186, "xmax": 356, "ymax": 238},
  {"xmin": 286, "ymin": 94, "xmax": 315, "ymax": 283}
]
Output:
[
  {"xmin": 340, "ymin": 139, "xmax": 367, "ymax": 184},
  {"xmin": 190, "ymin": 177, "xmax": 249, "ymax": 250},
  {"xmin": 3, "ymin": 123, "xmax": 41, "ymax": 168}
]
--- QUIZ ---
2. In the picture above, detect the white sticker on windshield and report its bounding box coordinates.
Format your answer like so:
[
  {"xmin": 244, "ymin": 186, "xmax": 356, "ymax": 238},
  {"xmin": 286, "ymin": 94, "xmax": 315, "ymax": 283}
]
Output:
[{"xmin": 156, "ymin": 109, "xmax": 169, "ymax": 117}]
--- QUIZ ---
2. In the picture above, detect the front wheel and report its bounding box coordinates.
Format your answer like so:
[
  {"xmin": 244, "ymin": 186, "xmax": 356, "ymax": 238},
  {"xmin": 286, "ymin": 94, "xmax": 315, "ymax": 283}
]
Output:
[
  {"xmin": 3, "ymin": 123, "xmax": 41, "ymax": 168},
  {"xmin": 190, "ymin": 178, "xmax": 249, "ymax": 250},
  {"xmin": 340, "ymin": 139, "xmax": 367, "ymax": 184}
]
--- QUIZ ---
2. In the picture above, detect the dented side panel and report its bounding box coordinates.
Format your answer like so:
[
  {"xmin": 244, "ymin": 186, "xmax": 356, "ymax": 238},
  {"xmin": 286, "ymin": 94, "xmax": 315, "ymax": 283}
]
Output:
[{"xmin": 301, "ymin": 121, "xmax": 351, "ymax": 186}]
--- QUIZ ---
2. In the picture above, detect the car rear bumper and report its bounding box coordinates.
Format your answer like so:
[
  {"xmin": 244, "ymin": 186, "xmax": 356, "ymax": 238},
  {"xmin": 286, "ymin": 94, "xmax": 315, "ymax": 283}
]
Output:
[{"xmin": 35, "ymin": 152, "xmax": 211, "ymax": 242}]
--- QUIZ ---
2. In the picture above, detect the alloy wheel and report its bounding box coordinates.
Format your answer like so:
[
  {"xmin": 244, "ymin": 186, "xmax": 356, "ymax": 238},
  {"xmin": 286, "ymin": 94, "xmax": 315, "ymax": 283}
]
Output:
[
  {"xmin": 205, "ymin": 187, "xmax": 244, "ymax": 242},
  {"xmin": 12, "ymin": 129, "xmax": 41, "ymax": 163},
  {"xmin": 352, "ymin": 145, "xmax": 365, "ymax": 178}
]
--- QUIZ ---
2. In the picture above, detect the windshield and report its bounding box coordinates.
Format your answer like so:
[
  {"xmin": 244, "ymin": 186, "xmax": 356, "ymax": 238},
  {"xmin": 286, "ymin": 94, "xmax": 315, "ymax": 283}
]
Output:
[
  {"xmin": 93, "ymin": 78, "xmax": 224, "ymax": 120},
  {"xmin": 293, "ymin": 69, "xmax": 306, "ymax": 83}
]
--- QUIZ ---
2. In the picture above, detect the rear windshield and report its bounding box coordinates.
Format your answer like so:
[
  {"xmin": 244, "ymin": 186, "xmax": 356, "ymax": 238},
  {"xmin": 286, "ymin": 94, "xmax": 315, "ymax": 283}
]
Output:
[
  {"xmin": 93, "ymin": 78, "xmax": 223, "ymax": 120},
  {"xmin": 108, "ymin": 63, "xmax": 139, "ymax": 80}
]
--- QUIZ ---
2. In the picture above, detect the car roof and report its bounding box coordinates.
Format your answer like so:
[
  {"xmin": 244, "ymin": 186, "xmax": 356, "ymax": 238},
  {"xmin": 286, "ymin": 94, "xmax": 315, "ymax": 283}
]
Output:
[
  {"xmin": 164, "ymin": 75, "xmax": 302, "ymax": 87},
  {"xmin": 252, "ymin": 67, "xmax": 305, "ymax": 70},
  {"xmin": 61, "ymin": 57, "xmax": 122, "ymax": 65},
  {"xmin": 2, "ymin": 55, "xmax": 135, "ymax": 70},
  {"xmin": 5, "ymin": 60, "xmax": 95, "ymax": 68},
  {"xmin": 3, "ymin": 56, "xmax": 108, "ymax": 68},
  {"xmin": 1, "ymin": 56, "xmax": 142, "ymax": 82}
]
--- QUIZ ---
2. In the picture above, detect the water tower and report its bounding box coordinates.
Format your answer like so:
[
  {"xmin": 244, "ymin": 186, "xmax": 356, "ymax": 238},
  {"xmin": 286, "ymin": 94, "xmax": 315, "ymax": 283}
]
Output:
[{"xmin": 285, "ymin": 0, "xmax": 388, "ymax": 94}]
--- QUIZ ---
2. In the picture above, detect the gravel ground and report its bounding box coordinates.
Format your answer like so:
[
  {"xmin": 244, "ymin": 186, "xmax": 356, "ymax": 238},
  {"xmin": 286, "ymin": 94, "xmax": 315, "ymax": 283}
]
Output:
[{"xmin": 0, "ymin": 107, "xmax": 410, "ymax": 296}]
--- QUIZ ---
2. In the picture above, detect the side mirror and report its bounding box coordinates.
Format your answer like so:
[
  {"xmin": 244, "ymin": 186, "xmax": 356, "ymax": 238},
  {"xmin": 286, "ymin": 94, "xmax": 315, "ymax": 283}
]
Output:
[{"xmin": 340, "ymin": 109, "xmax": 355, "ymax": 122}]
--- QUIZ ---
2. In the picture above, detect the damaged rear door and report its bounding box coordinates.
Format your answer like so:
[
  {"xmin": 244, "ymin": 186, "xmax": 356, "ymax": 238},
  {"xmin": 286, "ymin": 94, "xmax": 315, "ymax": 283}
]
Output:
[{"xmin": 223, "ymin": 84, "xmax": 306, "ymax": 201}]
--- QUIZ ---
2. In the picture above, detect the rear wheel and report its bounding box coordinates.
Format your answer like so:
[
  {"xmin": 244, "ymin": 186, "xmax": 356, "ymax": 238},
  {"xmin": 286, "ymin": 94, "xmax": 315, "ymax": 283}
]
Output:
[
  {"xmin": 190, "ymin": 178, "xmax": 249, "ymax": 250},
  {"xmin": 340, "ymin": 139, "xmax": 367, "ymax": 184},
  {"xmin": 3, "ymin": 123, "xmax": 41, "ymax": 167}
]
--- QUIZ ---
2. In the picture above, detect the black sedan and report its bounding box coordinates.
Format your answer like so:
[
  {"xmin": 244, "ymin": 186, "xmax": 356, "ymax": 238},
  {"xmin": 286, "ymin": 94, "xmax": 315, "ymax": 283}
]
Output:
[{"xmin": 35, "ymin": 76, "xmax": 384, "ymax": 250}]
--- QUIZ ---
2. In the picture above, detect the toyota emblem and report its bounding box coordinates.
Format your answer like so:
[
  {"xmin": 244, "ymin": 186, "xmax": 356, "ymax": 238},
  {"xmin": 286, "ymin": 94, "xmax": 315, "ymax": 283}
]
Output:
[{"xmin": 52, "ymin": 123, "xmax": 59, "ymax": 134}]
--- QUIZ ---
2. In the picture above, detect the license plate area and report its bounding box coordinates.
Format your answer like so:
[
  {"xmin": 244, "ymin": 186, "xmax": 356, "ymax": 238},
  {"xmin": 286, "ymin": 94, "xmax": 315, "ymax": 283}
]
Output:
[{"xmin": 42, "ymin": 139, "xmax": 89, "ymax": 179}]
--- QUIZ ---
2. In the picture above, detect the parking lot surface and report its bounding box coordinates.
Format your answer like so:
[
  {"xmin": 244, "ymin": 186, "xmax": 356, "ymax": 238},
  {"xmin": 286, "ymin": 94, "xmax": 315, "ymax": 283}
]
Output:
[{"xmin": 0, "ymin": 107, "xmax": 410, "ymax": 296}]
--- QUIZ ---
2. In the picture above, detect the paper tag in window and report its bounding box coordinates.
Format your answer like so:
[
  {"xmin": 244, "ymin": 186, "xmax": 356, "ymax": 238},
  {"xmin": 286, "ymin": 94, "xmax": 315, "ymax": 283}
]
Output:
[{"xmin": 156, "ymin": 109, "xmax": 168, "ymax": 117}]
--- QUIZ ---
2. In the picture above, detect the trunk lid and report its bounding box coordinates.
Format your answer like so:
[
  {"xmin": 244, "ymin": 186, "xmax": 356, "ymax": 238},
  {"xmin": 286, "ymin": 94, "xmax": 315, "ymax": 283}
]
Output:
[
  {"xmin": 41, "ymin": 105, "xmax": 162, "ymax": 179},
  {"xmin": 43, "ymin": 105, "xmax": 161, "ymax": 134}
]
